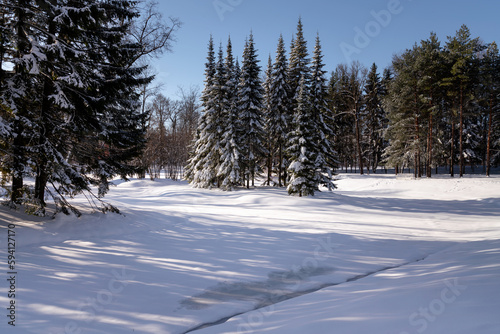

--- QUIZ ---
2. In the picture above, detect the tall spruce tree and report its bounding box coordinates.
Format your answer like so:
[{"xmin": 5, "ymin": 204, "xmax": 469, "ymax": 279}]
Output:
[
  {"xmin": 238, "ymin": 33, "xmax": 266, "ymax": 188},
  {"xmin": 269, "ymin": 35, "xmax": 291, "ymax": 187},
  {"xmin": 185, "ymin": 36, "xmax": 220, "ymax": 188},
  {"xmin": 218, "ymin": 37, "xmax": 242, "ymax": 190},
  {"xmin": 263, "ymin": 54, "xmax": 274, "ymax": 185},
  {"xmin": 288, "ymin": 18, "xmax": 310, "ymax": 110},
  {"xmin": 309, "ymin": 35, "xmax": 336, "ymax": 190}
]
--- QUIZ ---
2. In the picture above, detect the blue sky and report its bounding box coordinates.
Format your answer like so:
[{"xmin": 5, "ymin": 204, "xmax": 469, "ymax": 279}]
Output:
[{"xmin": 155, "ymin": 0, "xmax": 500, "ymax": 99}]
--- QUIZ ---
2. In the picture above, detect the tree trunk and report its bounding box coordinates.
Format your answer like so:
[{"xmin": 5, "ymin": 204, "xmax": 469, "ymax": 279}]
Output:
[
  {"xmin": 278, "ymin": 144, "xmax": 283, "ymax": 187},
  {"xmin": 11, "ymin": 139, "xmax": 24, "ymax": 204},
  {"xmin": 34, "ymin": 43, "xmax": 54, "ymax": 208},
  {"xmin": 459, "ymin": 85, "xmax": 464, "ymax": 178},
  {"xmin": 355, "ymin": 113, "xmax": 364, "ymax": 175},
  {"xmin": 10, "ymin": 2, "xmax": 29, "ymax": 204},
  {"xmin": 427, "ymin": 98, "xmax": 433, "ymax": 178},
  {"xmin": 414, "ymin": 115, "xmax": 420, "ymax": 178},
  {"xmin": 486, "ymin": 95, "xmax": 493, "ymax": 177},
  {"xmin": 450, "ymin": 121, "xmax": 455, "ymax": 177}
]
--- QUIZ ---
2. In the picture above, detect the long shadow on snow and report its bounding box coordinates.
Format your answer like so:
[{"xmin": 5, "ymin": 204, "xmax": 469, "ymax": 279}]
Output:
[{"xmin": 8, "ymin": 206, "xmax": 456, "ymax": 334}]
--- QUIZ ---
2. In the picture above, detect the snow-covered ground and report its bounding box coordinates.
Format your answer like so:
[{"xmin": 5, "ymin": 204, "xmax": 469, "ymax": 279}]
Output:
[{"xmin": 1, "ymin": 174, "xmax": 499, "ymax": 334}]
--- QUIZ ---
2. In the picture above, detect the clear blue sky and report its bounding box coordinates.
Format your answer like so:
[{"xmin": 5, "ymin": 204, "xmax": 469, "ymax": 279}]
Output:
[{"xmin": 155, "ymin": 0, "xmax": 500, "ymax": 99}]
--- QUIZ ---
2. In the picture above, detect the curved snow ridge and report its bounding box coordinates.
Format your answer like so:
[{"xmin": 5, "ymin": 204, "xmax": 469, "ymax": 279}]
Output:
[{"xmin": 182, "ymin": 255, "xmax": 430, "ymax": 334}]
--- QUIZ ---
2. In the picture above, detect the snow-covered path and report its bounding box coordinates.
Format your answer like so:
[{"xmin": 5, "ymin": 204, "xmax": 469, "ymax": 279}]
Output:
[{"xmin": 0, "ymin": 174, "xmax": 499, "ymax": 333}]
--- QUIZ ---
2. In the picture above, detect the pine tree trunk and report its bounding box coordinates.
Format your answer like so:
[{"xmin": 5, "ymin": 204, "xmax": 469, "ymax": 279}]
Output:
[
  {"xmin": 414, "ymin": 115, "xmax": 419, "ymax": 178},
  {"xmin": 427, "ymin": 109, "xmax": 433, "ymax": 178},
  {"xmin": 450, "ymin": 121, "xmax": 455, "ymax": 177},
  {"xmin": 414, "ymin": 91, "xmax": 421, "ymax": 178}
]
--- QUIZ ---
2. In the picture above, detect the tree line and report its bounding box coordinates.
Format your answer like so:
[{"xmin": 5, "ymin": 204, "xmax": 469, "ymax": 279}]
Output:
[
  {"xmin": 186, "ymin": 21, "xmax": 500, "ymax": 195},
  {"xmin": 0, "ymin": 0, "xmax": 180, "ymax": 215},
  {"xmin": 384, "ymin": 26, "xmax": 499, "ymax": 178}
]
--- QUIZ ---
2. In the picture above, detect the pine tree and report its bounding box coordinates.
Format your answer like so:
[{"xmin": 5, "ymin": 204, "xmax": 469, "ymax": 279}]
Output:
[
  {"xmin": 309, "ymin": 34, "xmax": 336, "ymax": 190},
  {"xmin": 416, "ymin": 33, "xmax": 446, "ymax": 177},
  {"xmin": 480, "ymin": 42, "xmax": 500, "ymax": 176},
  {"xmin": 443, "ymin": 25, "xmax": 481, "ymax": 177},
  {"xmin": 287, "ymin": 77, "xmax": 317, "ymax": 196},
  {"xmin": 238, "ymin": 33, "xmax": 266, "ymax": 188},
  {"xmin": 384, "ymin": 47, "xmax": 425, "ymax": 176},
  {"xmin": 269, "ymin": 35, "xmax": 291, "ymax": 187}
]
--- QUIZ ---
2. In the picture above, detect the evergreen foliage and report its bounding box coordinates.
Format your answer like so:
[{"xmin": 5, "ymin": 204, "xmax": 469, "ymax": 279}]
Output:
[
  {"xmin": 309, "ymin": 35, "xmax": 336, "ymax": 190},
  {"xmin": 185, "ymin": 37, "xmax": 221, "ymax": 189},
  {"xmin": 364, "ymin": 63, "xmax": 387, "ymax": 173},
  {"xmin": 238, "ymin": 33, "xmax": 266, "ymax": 188},
  {"xmin": 0, "ymin": 0, "xmax": 152, "ymax": 215},
  {"xmin": 268, "ymin": 35, "xmax": 291, "ymax": 187},
  {"xmin": 218, "ymin": 38, "xmax": 242, "ymax": 190},
  {"xmin": 287, "ymin": 77, "xmax": 317, "ymax": 196}
]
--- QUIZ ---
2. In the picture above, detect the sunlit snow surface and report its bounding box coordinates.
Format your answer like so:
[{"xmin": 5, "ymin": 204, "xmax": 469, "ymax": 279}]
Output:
[{"xmin": 1, "ymin": 174, "xmax": 499, "ymax": 334}]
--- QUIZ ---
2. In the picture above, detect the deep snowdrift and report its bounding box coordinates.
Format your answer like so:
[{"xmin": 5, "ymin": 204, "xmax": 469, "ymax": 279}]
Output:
[{"xmin": 0, "ymin": 174, "xmax": 499, "ymax": 334}]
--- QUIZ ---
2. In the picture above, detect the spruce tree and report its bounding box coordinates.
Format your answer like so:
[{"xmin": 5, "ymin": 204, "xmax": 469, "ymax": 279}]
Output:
[
  {"xmin": 218, "ymin": 37, "xmax": 242, "ymax": 190},
  {"xmin": 288, "ymin": 18, "xmax": 311, "ymax": 111},
  {"xmin": 1, "ymin": 0, "xmax": 150, "ymax": 214},
  {"xmin": 238, "ymin": 33, "xmax": 266, "ymax": 188},
  {"xmin": 269, "ymin": 35, "xmax": 291, "ymax": 187},
  {"xmin": 185, "ymin": 36, "xmax": 219, "ymax": 188},
  {"xmin": 309, "ymin": 35, "xmax": 336, "ymax": 190},
  {"xmin": 263, "ymin": 55, "xmax": 274, "ymax": 185},
  {"xmin": 287, "ymin": 77, "xmax": 317, "ymax": 196},
  {"xmin": 1, "ymin": 0, "xmax": 35, "ymax": 205}
]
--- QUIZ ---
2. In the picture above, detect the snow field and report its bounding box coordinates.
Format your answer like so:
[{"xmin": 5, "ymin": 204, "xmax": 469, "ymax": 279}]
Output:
[{"xmin": 0, "ymin": 174, "xmax": 499, "ymax": 333}]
